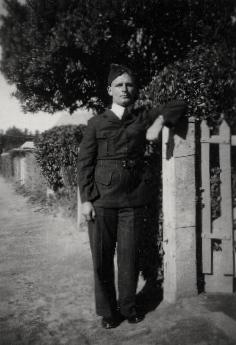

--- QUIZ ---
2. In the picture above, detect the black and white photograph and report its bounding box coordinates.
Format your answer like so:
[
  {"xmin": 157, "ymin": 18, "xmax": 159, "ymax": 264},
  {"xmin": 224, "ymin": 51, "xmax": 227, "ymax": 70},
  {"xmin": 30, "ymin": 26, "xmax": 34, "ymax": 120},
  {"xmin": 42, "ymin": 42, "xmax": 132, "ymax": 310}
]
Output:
[{"xmin": 0, "ymin": 1, "xmax": 236, "ymax": 344}]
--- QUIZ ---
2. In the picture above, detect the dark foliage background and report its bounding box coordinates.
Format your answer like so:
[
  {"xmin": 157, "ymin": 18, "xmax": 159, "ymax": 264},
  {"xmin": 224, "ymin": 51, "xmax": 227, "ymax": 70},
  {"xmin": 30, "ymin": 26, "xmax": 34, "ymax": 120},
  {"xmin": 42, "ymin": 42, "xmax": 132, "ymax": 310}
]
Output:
[{"xmin": 0, "ymin": 0, "xmax": 235, "ymax": 113}]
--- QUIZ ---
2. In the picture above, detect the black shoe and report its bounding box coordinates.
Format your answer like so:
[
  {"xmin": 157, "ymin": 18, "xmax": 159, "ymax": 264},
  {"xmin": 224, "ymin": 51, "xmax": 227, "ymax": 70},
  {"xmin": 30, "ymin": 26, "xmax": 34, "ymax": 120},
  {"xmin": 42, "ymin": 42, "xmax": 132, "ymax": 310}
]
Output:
[
  {"xmin": 101, "ymin": 317, "xmax": 120, "ymax": 329},
  {"xmin": 127, "ymin": 313, "xmax": 145, "ymax": 324},
  {"xmin": 101, "ymin": 313, "xmax": 125, "ymax": 329}
]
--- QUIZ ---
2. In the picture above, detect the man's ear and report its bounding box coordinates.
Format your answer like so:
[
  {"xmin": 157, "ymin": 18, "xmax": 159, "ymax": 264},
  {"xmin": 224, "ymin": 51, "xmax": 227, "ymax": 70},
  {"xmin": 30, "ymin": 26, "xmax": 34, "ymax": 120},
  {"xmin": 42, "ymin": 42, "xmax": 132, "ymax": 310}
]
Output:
[{"xmin": 107, "ymin": 85, "xmax": 112, "ymax": 97}]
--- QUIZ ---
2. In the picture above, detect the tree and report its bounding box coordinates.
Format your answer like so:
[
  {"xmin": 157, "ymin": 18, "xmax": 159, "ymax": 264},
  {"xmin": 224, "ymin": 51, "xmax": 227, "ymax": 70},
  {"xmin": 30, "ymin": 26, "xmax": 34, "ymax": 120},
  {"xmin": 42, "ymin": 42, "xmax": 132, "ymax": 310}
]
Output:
[
  {"xmin": 0, "ymin": 126, "xmax": 34, "ymax": 151},
  {"xmin": 0, "ymin": 0, "xmax": 235, "ymax": 113}
]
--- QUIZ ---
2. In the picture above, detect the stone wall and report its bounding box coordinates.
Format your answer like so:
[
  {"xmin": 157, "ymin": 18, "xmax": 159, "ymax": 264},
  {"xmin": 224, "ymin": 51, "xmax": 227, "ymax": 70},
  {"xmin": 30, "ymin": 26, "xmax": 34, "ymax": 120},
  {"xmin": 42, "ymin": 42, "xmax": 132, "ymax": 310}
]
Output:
[
  {"xmin": 0, "ymin": 150, "xmax": 47, "ymax": 193},
  {"xmin": 0, "ymin": 153, "xmax": 14, "ymax": 179},
  {"xmin": 24, "ymin": 153, "xmax": 47, "ymax": 192}
]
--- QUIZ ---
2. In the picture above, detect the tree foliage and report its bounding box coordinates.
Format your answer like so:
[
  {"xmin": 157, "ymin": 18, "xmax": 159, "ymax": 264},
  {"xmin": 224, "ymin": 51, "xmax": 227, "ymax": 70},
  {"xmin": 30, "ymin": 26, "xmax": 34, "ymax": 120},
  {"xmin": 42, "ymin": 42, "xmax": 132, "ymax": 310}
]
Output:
[
  {"xmin": 138, "ymin": 43, "xmax": 236, "ymax": 127},
  {"xmin": 0, "ymin": 0, "xmax": 235, "ymax": 113},
  {"xmin": 34, "ymin": 125, "xmax": 84, "ymax": 190}
]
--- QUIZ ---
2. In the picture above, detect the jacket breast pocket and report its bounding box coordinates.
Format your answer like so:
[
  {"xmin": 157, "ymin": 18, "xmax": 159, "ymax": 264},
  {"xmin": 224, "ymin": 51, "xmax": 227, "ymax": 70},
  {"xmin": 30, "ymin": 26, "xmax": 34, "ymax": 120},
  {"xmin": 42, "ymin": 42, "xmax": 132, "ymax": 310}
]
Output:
[
  {"xmin": 97, "ymin": 131, "xmax": 116, "ymax": 157},
  {"xmin": 97, "ymin": 138, "xmax": 108, "ymax": 156}
]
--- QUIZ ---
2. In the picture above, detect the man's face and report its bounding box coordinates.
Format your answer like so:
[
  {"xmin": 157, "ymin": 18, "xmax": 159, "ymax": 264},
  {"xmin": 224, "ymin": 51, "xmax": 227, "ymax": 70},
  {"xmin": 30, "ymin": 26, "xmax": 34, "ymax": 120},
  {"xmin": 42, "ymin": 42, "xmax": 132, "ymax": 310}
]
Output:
[{"xmin": 107, "ymin": 73, "xmax": 137, "ymax": 107}]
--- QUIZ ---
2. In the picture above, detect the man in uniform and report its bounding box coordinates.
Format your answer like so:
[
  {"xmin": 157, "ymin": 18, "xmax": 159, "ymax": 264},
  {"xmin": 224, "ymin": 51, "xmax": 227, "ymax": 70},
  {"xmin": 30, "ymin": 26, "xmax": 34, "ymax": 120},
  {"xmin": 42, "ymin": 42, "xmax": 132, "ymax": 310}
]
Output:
[{"xmin": 78, "ymin": 64, "xmax": 186, "ymax": 329}]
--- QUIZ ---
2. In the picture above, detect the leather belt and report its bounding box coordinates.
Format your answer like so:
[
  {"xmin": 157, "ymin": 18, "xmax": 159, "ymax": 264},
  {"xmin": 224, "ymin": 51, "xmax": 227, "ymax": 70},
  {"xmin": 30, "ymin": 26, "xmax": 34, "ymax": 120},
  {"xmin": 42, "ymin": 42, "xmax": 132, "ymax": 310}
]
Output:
[{"xmin": 97, "ymin": 159, "xmax": 142, "ymax": 169}]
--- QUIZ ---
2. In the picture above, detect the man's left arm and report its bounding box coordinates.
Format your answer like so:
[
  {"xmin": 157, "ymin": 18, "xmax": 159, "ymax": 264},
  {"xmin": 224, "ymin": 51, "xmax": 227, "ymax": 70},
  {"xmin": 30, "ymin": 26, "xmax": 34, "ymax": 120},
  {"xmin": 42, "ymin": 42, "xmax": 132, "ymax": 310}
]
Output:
[{"xmin": 145, "ymin": 100, "xmax": 187, "ymax": 141}]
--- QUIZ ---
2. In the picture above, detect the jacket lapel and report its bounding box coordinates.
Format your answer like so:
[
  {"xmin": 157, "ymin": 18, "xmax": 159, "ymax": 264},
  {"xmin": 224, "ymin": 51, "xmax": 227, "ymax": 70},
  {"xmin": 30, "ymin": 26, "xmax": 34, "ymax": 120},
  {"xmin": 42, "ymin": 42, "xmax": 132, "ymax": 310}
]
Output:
[{"xmin": 122, "ymin": 105, "xmax": 138, "ymax": 127}]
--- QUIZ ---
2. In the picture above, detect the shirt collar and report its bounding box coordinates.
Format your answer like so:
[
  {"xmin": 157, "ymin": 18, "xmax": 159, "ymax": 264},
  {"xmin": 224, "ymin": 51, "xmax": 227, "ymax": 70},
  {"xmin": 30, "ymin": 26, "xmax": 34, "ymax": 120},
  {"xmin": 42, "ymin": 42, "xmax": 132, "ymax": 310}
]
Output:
[{"xmin": 111, "ymin": 103, "xmax": 126, "ymax": 119}]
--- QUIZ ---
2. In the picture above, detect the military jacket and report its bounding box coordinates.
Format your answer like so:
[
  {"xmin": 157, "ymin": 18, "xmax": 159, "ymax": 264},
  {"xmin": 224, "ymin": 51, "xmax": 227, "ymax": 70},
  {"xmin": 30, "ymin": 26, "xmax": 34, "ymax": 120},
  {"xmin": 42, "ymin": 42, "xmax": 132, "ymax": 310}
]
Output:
[{"xmin": 78, "ymin": 101, "xmax": 186, "ymax": 208}]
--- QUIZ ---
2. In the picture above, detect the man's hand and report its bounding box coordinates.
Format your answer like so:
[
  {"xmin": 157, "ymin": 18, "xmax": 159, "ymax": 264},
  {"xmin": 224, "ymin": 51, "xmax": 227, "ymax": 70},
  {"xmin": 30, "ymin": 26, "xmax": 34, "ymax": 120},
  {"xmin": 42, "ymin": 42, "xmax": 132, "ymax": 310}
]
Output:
[
  {"xmin": 146, "ymin": 115, "xmax": 164, "ymax": 141},
  {"xmin": 81, "ymin": 201, "xmax": 96, "ymax": 221}
]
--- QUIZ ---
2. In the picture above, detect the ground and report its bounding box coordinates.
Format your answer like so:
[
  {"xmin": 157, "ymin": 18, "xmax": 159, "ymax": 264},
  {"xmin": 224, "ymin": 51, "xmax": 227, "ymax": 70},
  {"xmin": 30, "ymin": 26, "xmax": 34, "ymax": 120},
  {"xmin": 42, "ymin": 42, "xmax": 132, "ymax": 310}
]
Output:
[{"xmin": 0, "ymin": 175, "xmax": 236, "ymax": 345}]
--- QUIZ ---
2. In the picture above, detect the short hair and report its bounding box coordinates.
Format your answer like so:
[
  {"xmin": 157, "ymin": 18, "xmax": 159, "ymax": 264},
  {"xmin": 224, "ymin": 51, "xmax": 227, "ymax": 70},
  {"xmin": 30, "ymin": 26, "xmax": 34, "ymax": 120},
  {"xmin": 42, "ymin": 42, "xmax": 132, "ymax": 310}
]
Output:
[{"xmin": 108, "ymin": 63, "xmax": 135, "ymax": 85}]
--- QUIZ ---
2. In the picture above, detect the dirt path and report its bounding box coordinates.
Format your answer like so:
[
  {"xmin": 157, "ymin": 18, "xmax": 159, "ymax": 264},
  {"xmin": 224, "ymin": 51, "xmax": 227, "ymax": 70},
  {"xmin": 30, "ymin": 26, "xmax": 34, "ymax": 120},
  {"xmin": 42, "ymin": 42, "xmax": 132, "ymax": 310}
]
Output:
[
  {"xmin": 0, "ymin": 176, "xmax": 236, "ymax": 345},
  {"xmin": 0, "ymin": 176, "xmax": 96, "ymax": 344}
]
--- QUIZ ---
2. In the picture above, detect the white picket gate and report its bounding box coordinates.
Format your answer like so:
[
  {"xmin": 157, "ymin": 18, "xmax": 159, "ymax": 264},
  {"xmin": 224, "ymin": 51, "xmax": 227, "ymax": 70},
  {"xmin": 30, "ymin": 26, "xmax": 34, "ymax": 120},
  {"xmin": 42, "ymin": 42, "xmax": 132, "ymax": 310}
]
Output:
[{"xmin": 201, "ymin": 119, "xmax": 236, "ymax": 292}]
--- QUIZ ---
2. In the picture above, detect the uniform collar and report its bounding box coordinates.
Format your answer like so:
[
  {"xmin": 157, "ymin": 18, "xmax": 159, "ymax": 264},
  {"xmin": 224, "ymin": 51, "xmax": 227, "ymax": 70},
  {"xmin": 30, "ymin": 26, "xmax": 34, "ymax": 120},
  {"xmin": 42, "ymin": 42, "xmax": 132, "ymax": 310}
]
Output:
[
  {"xmin": 103, "ymin": 105, "xmax": 136, "ymax": 125},
  {"xmin": 111, "ymin": 103, "xmax": 126, "ymax": 119}
]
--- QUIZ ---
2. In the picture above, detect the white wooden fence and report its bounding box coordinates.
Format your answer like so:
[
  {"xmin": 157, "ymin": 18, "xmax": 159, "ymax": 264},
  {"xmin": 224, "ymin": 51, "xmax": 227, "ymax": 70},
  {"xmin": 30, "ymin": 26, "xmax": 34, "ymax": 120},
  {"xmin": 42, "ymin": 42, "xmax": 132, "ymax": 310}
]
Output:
[{"xmin": 201, "ymin": 120, "xmax": 236, "ymax": 293}]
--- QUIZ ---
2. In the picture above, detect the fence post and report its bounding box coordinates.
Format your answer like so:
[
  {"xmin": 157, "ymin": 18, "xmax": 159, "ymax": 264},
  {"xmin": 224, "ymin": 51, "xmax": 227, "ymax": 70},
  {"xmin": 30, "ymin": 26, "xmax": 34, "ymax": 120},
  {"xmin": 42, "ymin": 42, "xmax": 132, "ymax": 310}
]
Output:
[
  {"xmin": 162, "ymin": 117, "xmax": 197, "ymax": 302},
  {"xmin": 77, "ymin": 187, "xmax": 82, "ymax": 230}
]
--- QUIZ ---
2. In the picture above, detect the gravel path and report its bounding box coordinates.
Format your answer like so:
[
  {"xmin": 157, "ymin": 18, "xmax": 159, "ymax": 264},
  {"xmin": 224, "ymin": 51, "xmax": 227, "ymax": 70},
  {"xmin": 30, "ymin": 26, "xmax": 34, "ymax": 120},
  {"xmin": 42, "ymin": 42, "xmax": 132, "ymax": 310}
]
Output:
[{"xmin": 0, "ymin": 176, "xmax": 235, "ymax": 345}]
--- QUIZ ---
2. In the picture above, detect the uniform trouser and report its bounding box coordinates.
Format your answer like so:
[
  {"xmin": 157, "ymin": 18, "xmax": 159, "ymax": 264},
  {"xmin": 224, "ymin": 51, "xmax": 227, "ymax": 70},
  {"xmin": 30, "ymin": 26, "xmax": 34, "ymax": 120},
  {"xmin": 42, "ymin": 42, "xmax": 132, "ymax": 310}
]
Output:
[{"xmin": 88, "ymin": 206, "xmax": 144, "ymax": 318}]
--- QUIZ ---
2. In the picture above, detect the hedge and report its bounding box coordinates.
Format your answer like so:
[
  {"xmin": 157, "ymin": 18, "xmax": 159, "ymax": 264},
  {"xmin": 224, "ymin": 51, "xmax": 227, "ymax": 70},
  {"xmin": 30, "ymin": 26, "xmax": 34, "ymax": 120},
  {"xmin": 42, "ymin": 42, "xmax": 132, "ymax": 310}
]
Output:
[
  {"xmin": 34, "ymin": 125, "xmax": 85, "ymax": 191},
  {"xmin": 138, "ymin": 43, "xmax": 236, "ymax": 128}
]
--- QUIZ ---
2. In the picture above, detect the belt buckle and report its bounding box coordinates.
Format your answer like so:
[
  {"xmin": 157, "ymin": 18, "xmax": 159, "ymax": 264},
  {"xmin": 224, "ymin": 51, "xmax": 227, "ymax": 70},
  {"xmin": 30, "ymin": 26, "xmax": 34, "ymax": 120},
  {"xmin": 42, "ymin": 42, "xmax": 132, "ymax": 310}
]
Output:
[
  {"xmin": 121, "ymin": 159, "xmax": 136, "ymax": 169},
  {"xmin": 121, "ymin": 160, "xmax": 127, "ymax": 168}
]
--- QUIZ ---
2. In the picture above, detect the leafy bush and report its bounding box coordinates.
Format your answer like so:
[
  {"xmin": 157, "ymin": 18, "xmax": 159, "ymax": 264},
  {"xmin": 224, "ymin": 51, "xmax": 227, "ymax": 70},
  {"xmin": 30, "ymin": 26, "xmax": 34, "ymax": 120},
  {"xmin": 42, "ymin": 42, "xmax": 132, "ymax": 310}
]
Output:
[
  {"xmin": 34, "ymin": 125, "xmax": 85, "ymax": 191},
  {"xmin": 139, "ymin": 43, "xmax": 236, "ymax": 128}
]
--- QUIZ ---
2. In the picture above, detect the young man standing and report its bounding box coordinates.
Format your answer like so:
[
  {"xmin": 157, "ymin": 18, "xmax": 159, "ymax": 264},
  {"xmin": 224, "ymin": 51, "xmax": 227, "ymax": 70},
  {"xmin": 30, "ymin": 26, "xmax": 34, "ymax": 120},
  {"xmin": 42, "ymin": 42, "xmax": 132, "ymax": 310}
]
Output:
[{"xmin": 78, "ymin": 64, "xmax": 186, "ymax": 329}]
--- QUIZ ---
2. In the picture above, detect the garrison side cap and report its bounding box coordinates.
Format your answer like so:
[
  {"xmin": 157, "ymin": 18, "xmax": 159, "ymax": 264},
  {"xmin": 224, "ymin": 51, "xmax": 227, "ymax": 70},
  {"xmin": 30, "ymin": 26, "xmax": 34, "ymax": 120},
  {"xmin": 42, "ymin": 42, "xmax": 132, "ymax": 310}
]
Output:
[{"xmin": 108, "ymin": 63, "xmax": 135, "ymax": 85}]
